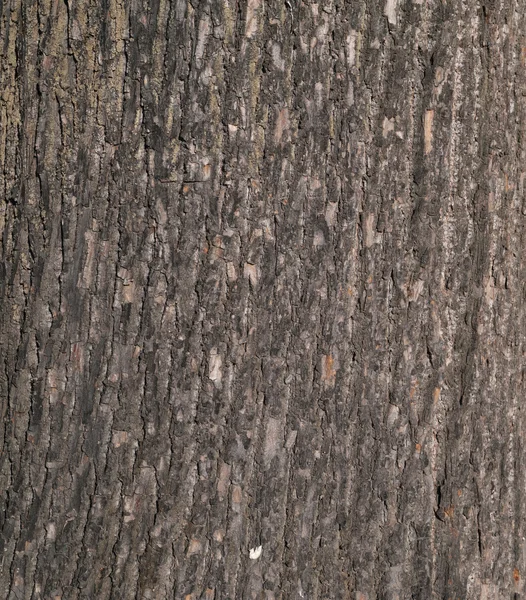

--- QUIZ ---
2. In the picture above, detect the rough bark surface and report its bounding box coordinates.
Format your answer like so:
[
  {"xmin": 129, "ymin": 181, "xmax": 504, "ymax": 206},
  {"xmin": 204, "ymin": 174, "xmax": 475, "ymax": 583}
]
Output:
[{"xmin": 2, "ymin": 0, "xmax": 526, "ymax": 598}]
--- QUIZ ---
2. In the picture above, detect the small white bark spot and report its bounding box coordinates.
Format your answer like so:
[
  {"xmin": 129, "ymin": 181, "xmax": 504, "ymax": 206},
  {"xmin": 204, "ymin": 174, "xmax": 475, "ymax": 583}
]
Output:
[
  {"xmin": 424, "ymin": 109, "xmax": 434, "ymax": 155},
  {"xmin": 346, "ymin": 31, "xmax": 357, "ymax": 67},
  {"xmin": 245, "ymin": 0, "xmax": 261, "ymax": 38},
  {"xmin": 385, "ymin": 0, "xmax": 399, "ymax": 25},
  {"xmin": 249, "ymin": 545, "xmax": 262, "ymax": 560},
  {"xmin": 382, "ymin": 116, "xmax": 395, "ymax": 138},
  {"xmin": 209, "ymin": 349, "xmax": 223, "ymax": 388},
  {"xmin": 363, "ymin": 213, "xmax": 379, "ymax": 248},
  {"xmin": 313, "ymin": 230, "xmax": 325, "ymax": 248},
  {"xmin": 244, "ymin": 262, "xmax": 259, "ymax": 287}
]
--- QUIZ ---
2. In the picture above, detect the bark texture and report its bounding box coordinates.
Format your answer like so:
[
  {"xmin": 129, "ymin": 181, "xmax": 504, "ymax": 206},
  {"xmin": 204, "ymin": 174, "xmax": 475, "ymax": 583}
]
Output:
[{"xmin": 1, "ymin": 0, "xmax": 526, "ymax": 598}]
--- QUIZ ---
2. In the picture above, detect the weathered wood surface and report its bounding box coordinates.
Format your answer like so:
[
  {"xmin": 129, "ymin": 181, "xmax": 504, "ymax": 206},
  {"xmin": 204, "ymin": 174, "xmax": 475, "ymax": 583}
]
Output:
[{"xmin": 1, "ymin": 0, "xmax": 526, "ymax": 598}]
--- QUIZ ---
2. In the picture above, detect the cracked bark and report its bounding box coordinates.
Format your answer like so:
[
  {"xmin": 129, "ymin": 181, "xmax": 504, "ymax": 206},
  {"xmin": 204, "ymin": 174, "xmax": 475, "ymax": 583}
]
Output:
[{"xmin": 1, "ymin": 0, "xmax": 526, "ymax": 598}]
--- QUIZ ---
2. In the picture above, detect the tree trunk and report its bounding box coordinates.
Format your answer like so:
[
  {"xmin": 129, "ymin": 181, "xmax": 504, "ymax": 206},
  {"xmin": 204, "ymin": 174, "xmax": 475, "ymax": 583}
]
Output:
[{"xmin": 1, "ymin": 0, "xmax": 525, "ymax": 598}]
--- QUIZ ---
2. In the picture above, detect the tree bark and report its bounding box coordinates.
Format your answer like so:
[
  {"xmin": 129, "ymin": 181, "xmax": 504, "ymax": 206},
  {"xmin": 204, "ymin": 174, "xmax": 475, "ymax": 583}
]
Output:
[{"xmin": 1, "ymin": 0, "xmax": 526, "ymax": 598}]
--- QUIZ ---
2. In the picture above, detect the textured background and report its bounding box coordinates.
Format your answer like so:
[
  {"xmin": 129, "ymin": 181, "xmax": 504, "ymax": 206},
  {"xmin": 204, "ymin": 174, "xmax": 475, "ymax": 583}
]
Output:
[{"xmin": 2, "ymin": 0, "xmax": 526, "ymax": 598}]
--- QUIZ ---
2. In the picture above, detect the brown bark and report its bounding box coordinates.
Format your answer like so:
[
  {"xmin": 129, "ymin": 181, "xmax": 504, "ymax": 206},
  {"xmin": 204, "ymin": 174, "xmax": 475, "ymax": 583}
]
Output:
[{"xmin": 1, "ymin": 0, "xmax": 526, "ymax": 598}]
